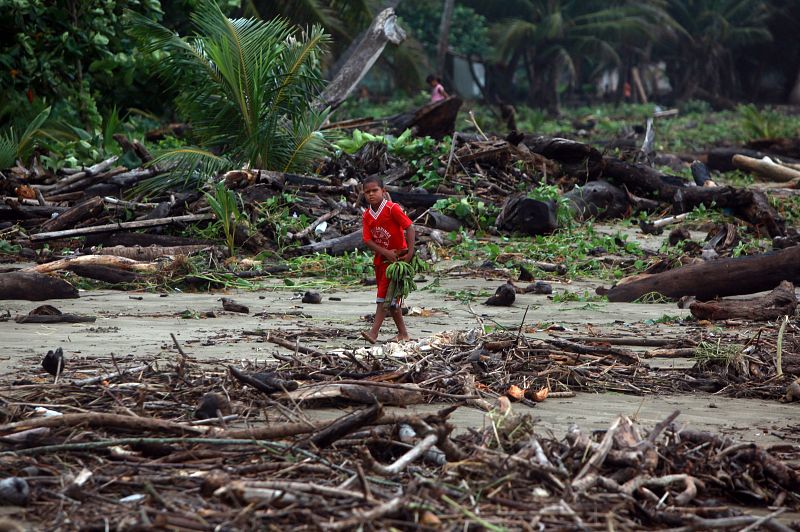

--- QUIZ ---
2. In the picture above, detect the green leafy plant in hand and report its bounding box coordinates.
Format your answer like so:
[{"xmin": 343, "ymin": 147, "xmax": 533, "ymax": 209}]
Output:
[
  {"xmin": 127, "ymin": 0, "xmax": 331, "ymax": 196},
  {"xmin": 205, "ymin": 182, "xmax": 242, "ymax": 256}
]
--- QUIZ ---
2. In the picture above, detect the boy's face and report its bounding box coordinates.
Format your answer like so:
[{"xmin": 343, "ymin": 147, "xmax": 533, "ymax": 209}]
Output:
[{"xmin": 363, "ymin": 181, "xmax": 384, "ymax": 208}]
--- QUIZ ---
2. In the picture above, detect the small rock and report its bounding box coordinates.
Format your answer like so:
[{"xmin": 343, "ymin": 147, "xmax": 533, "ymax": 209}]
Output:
[
  {"xmin": 220, "ymin": 297, "xmax": 249, "ymax": 314},
  {"xmin": 484, "ymin": 281, "xmax": 516, "ymax": 306},
  {"xmin": 668, "ymin": 226, "xmax": 691, "ymax": 246},
  {"xmin": 301, "ymin": 291, "xmax": 322, "ymax": 304},
  {"xmin": 525, "ymin": 281, "xmax": 552, "ymax": 295},
  {"xmin": 784, "ymin": 381, "xmax": 800, "ymax": 403},
  {"xmin": 194, "ymin": 392, "xmax": 231, "ymax": 420},
  {"xmin": 0, "ymin": 477, "xmax": 29, "ymax": 506},
  {"xmin": 518, "ymin": 264, "xmax": 534, "ymax": 282},
  {"xmin": 41, "ymin": 347, "xmax": 64, "ymax": 377}
]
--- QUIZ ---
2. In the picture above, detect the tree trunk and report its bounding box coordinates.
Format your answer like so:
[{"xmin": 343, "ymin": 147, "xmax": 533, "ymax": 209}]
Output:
[
  {"xmin": 315, "ymin": 8, "xmax": 406, "ymax": 112},
  {"xmin": 297, "ymin": 230, "xmax": 365, "ymax": 256},
  {"xmin": 689, "ymin": 281, "xmax": 797, "ymax": 321},
  {"xmin": 0, "ymin": 272, "xmax": 78, "ymax": 301},
  {"xmin": 604, "ymin": 246, "xmax": 800, "ymax": 303},
  {"xmin": 436, "ymin": 0, "xmax": 455, "ymax": 76}
]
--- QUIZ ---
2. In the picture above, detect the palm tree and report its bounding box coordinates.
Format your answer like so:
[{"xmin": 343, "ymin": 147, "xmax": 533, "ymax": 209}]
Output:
[
  {"xmin": 126, "ymin": 0, "xmax": 331, "ymax": 195},
  {"xmin": 660, "ymin": 0, "xmax": 772, "ymax": 101},
  {"xmin": 492, "ymin": 0, "xmax": 674, "ymax": 113}
]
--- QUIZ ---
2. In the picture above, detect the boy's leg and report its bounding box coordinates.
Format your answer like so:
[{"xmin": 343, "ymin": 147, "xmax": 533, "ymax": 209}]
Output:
[
  {"xmin": 388, "ymin": 306, "xmax": 410, "ymax": 341},
  {"xmin": 365, "ymin": 303, "xmax": 386, "ymax": 341},
  {"xmin": 363, "ymin": 263, "xmax": 389, "ymax": 343}
]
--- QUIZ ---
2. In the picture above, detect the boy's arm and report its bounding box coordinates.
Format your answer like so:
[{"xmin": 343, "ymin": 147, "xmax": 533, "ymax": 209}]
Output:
[
  {"xmin": 401, "ymin": 225, "xmax": 416, "ymax": 261},
  {"xmin": 365, "ymin": 238, "xmax": 398, "ymax": 262}
]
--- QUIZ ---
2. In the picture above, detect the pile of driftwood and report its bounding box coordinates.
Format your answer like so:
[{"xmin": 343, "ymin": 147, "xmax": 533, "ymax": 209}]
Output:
[{"xmin": 0, "ymin": 340, "xmax": 798, "ymax": 530}]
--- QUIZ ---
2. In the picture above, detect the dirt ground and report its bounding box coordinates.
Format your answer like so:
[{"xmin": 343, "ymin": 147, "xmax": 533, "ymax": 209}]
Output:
[{"xmin": 2, "ymin": 271, "xmax": 797, "ymax": 447}]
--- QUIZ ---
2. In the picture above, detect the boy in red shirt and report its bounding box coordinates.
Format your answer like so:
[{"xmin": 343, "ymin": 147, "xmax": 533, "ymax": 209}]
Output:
[{"xmin": 360, "ymin": 176, "xmax": 415, "ymax": 343}]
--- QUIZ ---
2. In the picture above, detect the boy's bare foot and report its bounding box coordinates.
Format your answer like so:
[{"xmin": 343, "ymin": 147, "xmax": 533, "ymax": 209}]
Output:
[
  {"xmin": 389, "ymin": 334, "xmax": 411, "ymax": 343},
  {"xmin": 360, "ymin": 331, "xmax": 377, "ymax": 344}
]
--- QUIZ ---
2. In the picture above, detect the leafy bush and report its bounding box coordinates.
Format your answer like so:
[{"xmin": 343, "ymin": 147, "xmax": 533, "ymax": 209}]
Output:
[
  {"xmin": 334, "ymin": 129, "xmax": 450, "ymax": 190},
  {"xmin": 0, "ymin": 0, "xmax": 164, "ymax": 130},
  {"xmin": 433, "ymin": 196, "xmax": 498, "ymax": 230},
  {"xmin": 738, "ymin": 104, "xmax": 782, "ymax": 140},
  {"xmin": 127, "ymin": 0, "xmax": 331, "ymax": 195}
]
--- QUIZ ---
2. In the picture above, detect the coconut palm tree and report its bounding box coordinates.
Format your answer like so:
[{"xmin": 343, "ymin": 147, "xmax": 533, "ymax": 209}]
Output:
[
  {"xmin": 126, "ymin": 0, "xmax": 331, "ymax": 195},
  {"xmin": 660, "ymin": 0, "xmax": 772, "ymax": 101},
  {"xmin": 492, "ymin": 0, "xmax": 674, "ymax": 112}
]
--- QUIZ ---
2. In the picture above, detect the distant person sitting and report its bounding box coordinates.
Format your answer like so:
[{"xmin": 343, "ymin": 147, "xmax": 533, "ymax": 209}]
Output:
[{"xmin": 426, "ymin": 74, "xmax": 448, "ymax": 103}]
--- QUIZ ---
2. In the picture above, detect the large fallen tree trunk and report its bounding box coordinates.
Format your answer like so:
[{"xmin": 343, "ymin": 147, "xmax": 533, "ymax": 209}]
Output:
[
  {"xmin": 604, "ymin": 246, "xmax": 800, "ymax": 302},
  {"xmin": 602, "ymin": 158, "xmax": 785, "ymax": 237},
  {"xmin": 689, "ymin": 281, "xmax": 797, "ymax": 321},
  {"xmin": 297, "ymin": 230, "xmax": 365, "ymax": 256},
  {"xmin": 672, "ymin": 186, "xmax": 784, "ymax": 237},
  {"xmin": 316, "ymin": 8, "xmax": 406, "ymax": 113},
  {"xmin": 522, "ymin": 135, "xmax": 603, "ymax": 180},
  {"xmin": 0, "ymin": 272, "xmax": 79, "ymax": 300}
]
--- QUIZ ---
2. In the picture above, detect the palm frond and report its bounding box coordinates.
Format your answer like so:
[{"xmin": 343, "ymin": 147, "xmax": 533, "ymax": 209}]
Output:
[
  {"xmin": 16, "ymin": 107, "xmax": 51, "ymax": 161},
  {"xmin": 0, "ymin": 133, "xmax": 16, "ymax": 169},
  {"xmin": 133, "ymin": 148, "xmax": 232, "ymax": 199},
  {"xmin": 127, "ymin": 0, "xmax": 331, "ymax": 195}
]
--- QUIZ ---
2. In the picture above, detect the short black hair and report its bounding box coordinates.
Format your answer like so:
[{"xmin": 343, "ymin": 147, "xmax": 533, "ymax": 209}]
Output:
[
  {"xmin": 362, "ymin": 175, "xmax": 384, "ymax": 187},
  {"xmin": 426, "ymin": 74, "xmax": 437, "ymax": 84}
]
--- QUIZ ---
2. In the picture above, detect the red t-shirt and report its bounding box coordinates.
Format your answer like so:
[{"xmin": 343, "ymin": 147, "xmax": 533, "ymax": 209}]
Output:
[{"xmin": 362, "ymin": 199, "xmax": 412, "ymax": 265}]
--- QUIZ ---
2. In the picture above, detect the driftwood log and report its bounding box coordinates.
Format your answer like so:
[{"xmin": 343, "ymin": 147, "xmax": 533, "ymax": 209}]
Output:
[
  {"xmin": 0, "ymin": 272, "xmax": 78, "ymax": 300},
  {"xmin": 522, "ymin": 135, "xmax": 603, "ymax": 180},
  {"xmin": 297, "ymin": 230, "xmax": 365, "ymax": 256},
  {"xmin": 386, "ymin": 97, "xmax": 463, "ymax": 139},
  {"xmin": 29, "ymin": 213, "xmax": 214, "ymax": 241},
  {"xmin": 605, "ymin": 246, "xmax": 800, "ymax": 302},
  {"xmin": 39, "ymin": 196, "xmax": 105, "ymax": 233},
  {"xmin": 689, "ymin": 281, "xmax": 797, "ymax": 321},
  {"xmin": 733, "ymin": 154, "xmax": 800, "ymax": 183},
  {"xmin": 602, "ymin": 158, "xmax": 784, "ymax": 237}
]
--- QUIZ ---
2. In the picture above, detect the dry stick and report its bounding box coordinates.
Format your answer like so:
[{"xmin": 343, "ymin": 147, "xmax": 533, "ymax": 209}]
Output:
[
  {"xmin": 572, "ymin": 417, "xmax": 621, "ymax": 491},
  {"xmin": 739, "ymin": 509, "xmax": 788, "ymax": 532},
  {"xmin": 287, "ymin": 208, "xmax": 341, "ymax": 241},
  {"xmin": 443, "ymin": 132, "xmax": 459, "ymax": 179},
  {"xmin": 561, "ymin": 336, "xmax": 690, "ymax": 348},
  {"xmin": 322, "ymin": 497, "xmax": 404, "ymax": 531},
  {"xmin": 677, "ymin": 513, "xmax": 793, "ymax": 532},
  {"xmin": 71, "ymin": 364, "xmax": 150, "ymax": 386},
  {"xmin": 29, "ymin": 213, "xmax": 214, "ymax": 241},
  {"xmin": 516, "ymin": 304, "xmax": 530, "ymax": 342},
  {"xmin": 776, "ymin": 315, "xmax": 788, "ymax": 377},
  {"xmin": 303, "ymin": 379, "xmax": 479, "ymax": 400},
  {"xmin": 370, "ymin": 433, "xmax": 439, "ymax": 476},
  {"xmin": 0, "ymin": 413, "xmax": 212, "ymax": 439}
]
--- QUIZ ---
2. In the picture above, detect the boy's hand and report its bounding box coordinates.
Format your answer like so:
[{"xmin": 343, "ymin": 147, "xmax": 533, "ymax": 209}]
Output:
[
  {"xmin": 382, "ymin": 249, "xmax": 399, "ymax": 262},
  {"xmin": 399, "ymin": 248, "xmax": 414, "ymax": 262}
]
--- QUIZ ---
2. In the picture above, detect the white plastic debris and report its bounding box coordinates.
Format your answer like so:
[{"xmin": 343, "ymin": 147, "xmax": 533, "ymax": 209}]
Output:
[{"xmin": 34, "ymin": 407, "xmax": 62, "ymax": 417}]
